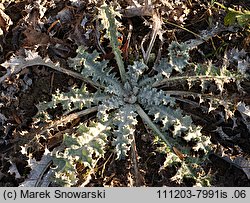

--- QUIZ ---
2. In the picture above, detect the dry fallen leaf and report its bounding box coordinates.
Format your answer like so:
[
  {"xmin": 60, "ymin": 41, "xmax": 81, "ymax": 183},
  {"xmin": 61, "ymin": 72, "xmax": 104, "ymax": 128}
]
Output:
[
  {"xmin": 173, "ymin": 146, "xmax": 185, "ymax": 160},
  {"xmin": 0, "ymin": 7, "xmax": 12, "ymax": 35},
  {"xmin": 22, "ymin": 27, "xmax": 50, "ymax": 47}
]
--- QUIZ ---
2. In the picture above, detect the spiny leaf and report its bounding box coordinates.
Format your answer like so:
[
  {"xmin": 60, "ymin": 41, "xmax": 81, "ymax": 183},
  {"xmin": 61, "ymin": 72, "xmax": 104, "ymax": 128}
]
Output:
[
  {"xmin": 112, "ymin": 105, "xmax": 137, "ymax": 159},
  {"xmin": 99, "ymin": 4, "xmax": 126, "ymax": 83},
  {"xmin": 53, "ymin": 122, "xmax": 110, "ymax": 186},
  {"xmin": 168, "ymin": 41, "xmax": 190, "ymax": 72}
]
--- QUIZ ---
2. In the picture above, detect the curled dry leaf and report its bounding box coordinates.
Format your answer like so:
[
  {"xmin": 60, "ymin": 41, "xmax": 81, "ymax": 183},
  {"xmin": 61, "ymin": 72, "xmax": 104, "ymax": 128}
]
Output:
[{"xmin": 0, "ymin": 7, "xmax": 12, "ymax": 35}]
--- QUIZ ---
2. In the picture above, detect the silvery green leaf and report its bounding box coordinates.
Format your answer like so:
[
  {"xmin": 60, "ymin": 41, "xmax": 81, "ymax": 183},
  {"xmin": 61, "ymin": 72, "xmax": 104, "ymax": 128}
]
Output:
[
  {"xmin": 168, "ymin": 41, "xmax": 190, "ymax": 72},
  {"xmin": 112, "ymin": 105, "xmax": 137, "ymax": 159},
  {"xmin": 154, "ymin": 58, "xmax": 173, "ymax": 77},
  {"xmin": 127, "ymin": 61, "xmax": 148, "ymax": 84}
]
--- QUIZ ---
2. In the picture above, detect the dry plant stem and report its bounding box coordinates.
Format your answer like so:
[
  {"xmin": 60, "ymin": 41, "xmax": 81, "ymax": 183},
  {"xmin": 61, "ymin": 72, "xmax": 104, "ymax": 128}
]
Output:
[
  {"xmin": 101, "ymin": 153, "xmax": 113, "ymax": 178},
  {"xmin": 49, "ymin": 72, "xmax": 54, "ymax": 95},
  {"xmin": 130, "ymin": 133, "xmax": 143, "ymax": 186},
  {"xmin": 141, "ymin": 33, "xmax": 150, "ymax": 63},
  {"xmin": 164, "ymin": 20, "xmax": 204, "ymax": 40},
  {"xmin": 141, "ymin": 12, "xmax": 162, "ymax": 64},
  {"xmin": 121, "ymin": 7, "xmax": 231, "ymax": 51}
]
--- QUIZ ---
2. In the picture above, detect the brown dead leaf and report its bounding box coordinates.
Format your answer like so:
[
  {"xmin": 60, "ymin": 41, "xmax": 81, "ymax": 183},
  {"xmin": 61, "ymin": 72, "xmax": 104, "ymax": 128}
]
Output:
[
  {"xmin": 22, "ymin": 27, "xmax": 50, "ymax": 47},
  {"xmin": 173, "ymin": 146, "xmax": 185, "ymax": 160},
  {"xmin": 12, "ymin": 111, "xmax": 22, "ymax": 125}
]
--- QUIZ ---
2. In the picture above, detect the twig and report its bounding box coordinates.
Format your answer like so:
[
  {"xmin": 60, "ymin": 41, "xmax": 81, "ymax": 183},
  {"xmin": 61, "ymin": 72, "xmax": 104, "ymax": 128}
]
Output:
[
  {"xmin": 164, "ymin": 20, "xmax": 204, "ymax": 40},
  {"xmin": 141, "ymin": 12, "xmax": 162, "ymax": 64},
  {"xmin": 49, "ymin": 72, "xmax": 54, "ymax": 95}
]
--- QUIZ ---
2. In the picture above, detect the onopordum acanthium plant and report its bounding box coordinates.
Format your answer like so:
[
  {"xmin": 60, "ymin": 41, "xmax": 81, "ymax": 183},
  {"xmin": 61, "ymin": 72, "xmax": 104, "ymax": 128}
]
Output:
[{"xmin": 6, "ymin": 3, "xmax": 247, "ymax": 186}]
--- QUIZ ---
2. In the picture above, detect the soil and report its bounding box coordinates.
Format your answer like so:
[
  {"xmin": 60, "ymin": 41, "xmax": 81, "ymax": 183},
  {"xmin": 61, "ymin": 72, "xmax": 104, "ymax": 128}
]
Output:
[{"xmin": 1, "ymin": 0, "xmax": 250, "ymax": 187}]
